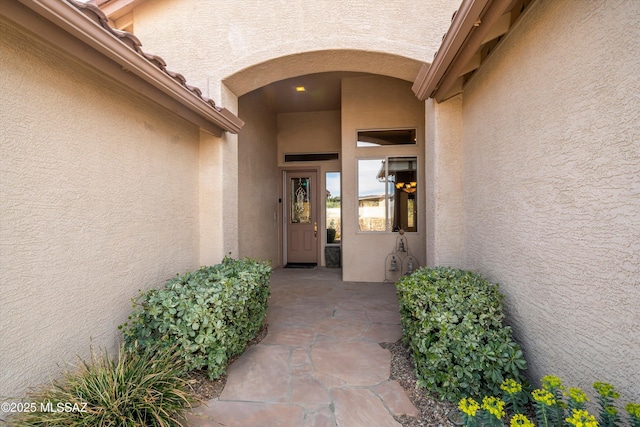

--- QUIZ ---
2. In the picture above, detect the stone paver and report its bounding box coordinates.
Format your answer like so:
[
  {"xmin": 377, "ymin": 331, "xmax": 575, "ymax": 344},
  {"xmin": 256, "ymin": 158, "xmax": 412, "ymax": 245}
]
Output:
[
  {"xmin": 219, "ymin": 345, "xmax": 290, "ymax": 402},
  {"xmin": 189, "ymin": 267, "xmax": 415, "ymax": 427},
  {"xmin": 374, "ymin": 380, "xmax": 419, "ymax": 417},
  {"xmin": 311, "ymin": 340, "xmax": 390, "ymax": 386},
  {"xmin": 363, "ymin": 322, "xmax": 404, "ymax": 343},
  {"xmin": 188, "ymin": 402, "xmax": 304, "ymax": 427},
  {"xmin": 332, "ymin": 387, "xmax": 402, "ymax": 427}
]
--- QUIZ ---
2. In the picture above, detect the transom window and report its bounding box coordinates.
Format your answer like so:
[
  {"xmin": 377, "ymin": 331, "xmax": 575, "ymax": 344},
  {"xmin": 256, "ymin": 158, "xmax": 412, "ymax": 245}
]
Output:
[{"xmin": 357, "ymin": 128, "xmax": 417, "ymax": 147}]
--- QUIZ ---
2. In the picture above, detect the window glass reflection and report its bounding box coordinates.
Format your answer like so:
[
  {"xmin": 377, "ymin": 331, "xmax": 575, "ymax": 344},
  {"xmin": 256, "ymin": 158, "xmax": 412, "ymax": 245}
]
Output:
[
  {"xmin": 357, "ymin": 157, "xmax": 418, "ymax": 232},
  {"xmin": 326, "ymin": 172, "xmax": 341, "ymax": 243}
]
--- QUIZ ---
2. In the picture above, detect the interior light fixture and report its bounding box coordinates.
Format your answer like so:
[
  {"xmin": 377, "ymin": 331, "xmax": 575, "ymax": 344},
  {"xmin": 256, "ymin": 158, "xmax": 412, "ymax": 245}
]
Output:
[
  {"xmin": 295, "ymin": 86, "xmax": 306, "ymax": 92},
  {"xmin": 395, "ymin": 181, "xmax": 417, "ymax": 193}
]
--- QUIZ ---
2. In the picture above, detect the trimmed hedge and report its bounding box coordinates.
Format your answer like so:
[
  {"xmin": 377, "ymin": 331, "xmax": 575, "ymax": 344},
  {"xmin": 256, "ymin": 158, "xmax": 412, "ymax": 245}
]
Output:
[
  {"xmin": 396, "ymin": 267, "xmax": 527, "ymax": 401},
  {"xmin": 120, "ymin": 256, "xmax": 271, "ymax": 379}
]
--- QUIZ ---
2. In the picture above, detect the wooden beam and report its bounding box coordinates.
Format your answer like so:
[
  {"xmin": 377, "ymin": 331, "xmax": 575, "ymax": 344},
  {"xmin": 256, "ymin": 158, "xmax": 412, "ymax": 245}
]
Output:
[
  {"xmin": 459, "ymin": 51, "xmax": 481, "ymax": 76},
  {"xmin": 412, "ymin": 0, "xmax": 490, "ymax": 100},
  {"xmin": 434, "ymin": 0, "xmax": 513, "ymax": 102},
  {"xmin": 101, "ymin": 0, "xmax": 145, "ymax": 21},
  {"xmin": 113, "ymin": 12, "xmax": 133, "ymax": 30},
  {"xmin": 482, "ymin": 11, "xmax": 511, "ymax": 44}
]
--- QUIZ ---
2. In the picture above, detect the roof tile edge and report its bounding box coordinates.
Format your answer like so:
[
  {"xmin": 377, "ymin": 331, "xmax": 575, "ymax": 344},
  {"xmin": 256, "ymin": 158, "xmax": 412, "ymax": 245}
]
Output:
[
  {"xmin": 29, "ymin": 0, "xmax": 243, "ymax": 133},
  {"xmin": 69, "ymin": 1, "xmax": 224, "ymax": 106}
]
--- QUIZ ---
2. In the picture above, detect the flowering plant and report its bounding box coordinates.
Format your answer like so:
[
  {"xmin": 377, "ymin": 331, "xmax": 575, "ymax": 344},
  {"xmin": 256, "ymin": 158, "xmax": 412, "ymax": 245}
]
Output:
[
  {"xmin": 482, "ymin": 396, "xmax": 507, "ymax": 427},
  {"xmin": 626, "ymin": 403, "xmax": 640, "ymax": 427},
  {"xmin": 565, "ymin": 388, "xmax": 589, "ymax": 412},
  {"xmin": 501, "ymin": 378, "xmax": 528, "ymax": 414},
  {"xmin": 541, "ymin": 375, "xmax": 567, "ymax": 427},
  {"xmin": 532, "ymin": 388, "xmax": 560, "ymax": 427},
  {"xmin": 459, "ymin": 398, "xmax": 482, "ymax": 427},
  {"xmin": 593, "ymin": 382, "xmax": 621, "ymax": 427},
  {"xmin": 565, "ymin": 409, "xmax": 598, "ymax": 427},
  {"xmin": 511, "ymin": 414, "xmax": 535, "ymax": 427},
  {"xmin": 457, "ymin": 376, "xmax": 637, "ymax": 427}
]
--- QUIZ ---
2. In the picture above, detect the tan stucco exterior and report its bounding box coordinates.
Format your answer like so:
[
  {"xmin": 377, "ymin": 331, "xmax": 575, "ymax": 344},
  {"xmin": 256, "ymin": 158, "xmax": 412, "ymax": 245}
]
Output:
[
  {"xmin": 341, "ymin": 76, "xmax": 426, "ymax": 282},
  {"xmin": 2, "ymin": 0, "xmax": 639, "ymax": 409},
  {"xmin": 0, "ymin": 15, "xmax": 210, "ymax": 401},
  {"xmin": 454, "ymin": 0, "xmax": 640, "ymax": 398},
  {"xmin": 130, "ymin": 0, "xmax": 459, "ymax": 99}
]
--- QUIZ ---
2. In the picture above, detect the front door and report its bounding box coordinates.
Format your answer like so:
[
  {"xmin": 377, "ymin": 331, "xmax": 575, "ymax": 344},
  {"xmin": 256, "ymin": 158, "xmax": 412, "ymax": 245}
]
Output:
[{"xmin": 286, "ymin": 170, "xmax": 318, "ymax": 264}]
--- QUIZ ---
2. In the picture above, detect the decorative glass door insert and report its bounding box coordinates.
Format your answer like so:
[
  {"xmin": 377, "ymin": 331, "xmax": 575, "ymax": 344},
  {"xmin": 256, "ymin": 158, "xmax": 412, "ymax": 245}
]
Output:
[{"xmin": 290, "ymin": 177, "xmax": 311, "ymax": 224}]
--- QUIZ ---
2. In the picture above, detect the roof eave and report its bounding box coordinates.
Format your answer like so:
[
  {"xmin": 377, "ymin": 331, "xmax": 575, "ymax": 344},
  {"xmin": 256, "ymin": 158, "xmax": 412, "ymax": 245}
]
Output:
[
  {"xmin": 17, "ymin": 0, "xmax": 243, "ymax": 134},
  {"xmin": 413, "ymin": 0, "xmax": 534, "ymax": 103},
  {"xmin": 412, "ymin": 0, "xmax": 491, "ymax": 101}
]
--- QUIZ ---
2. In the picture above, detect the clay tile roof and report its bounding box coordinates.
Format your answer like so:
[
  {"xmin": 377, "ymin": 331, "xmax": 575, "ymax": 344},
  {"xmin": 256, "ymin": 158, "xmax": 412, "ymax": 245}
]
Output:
[{"xmin": 67, "ymin": 0, "xmax": 237, "ymax": 119}]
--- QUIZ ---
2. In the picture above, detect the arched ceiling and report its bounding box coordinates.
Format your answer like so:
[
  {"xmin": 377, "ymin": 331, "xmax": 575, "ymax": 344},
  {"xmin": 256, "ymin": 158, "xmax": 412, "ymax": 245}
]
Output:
[{"xmin": 223, "ymin": 49, "xmax": 426, "ymax": 98}]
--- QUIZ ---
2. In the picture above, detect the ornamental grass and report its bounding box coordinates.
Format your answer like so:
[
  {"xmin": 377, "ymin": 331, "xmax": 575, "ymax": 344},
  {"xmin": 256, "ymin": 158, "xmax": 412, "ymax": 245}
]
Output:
[{"xmin": 8, "ymin": 342, "xmax": 196, "ymax": 427}]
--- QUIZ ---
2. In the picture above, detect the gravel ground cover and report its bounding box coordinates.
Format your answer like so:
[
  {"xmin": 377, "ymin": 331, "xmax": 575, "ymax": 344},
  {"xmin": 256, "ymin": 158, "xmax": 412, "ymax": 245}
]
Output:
[{"xmin": 381, "ymin": 340, "xmax": 458, "ymax": 427}]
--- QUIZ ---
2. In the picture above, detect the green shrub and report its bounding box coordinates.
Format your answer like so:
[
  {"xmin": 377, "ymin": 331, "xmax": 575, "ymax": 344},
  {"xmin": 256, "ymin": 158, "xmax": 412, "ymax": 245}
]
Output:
[
  {"xmin": 120, "ymin": 256, "xmax": 271, "ymax": 379},
  {"xmin": 8, "ymin": 343, "xmax": 195, "ymax": 427},
  {"xmin": 396, "ymin": 266, "xmax": 527, "ymax": 401}
]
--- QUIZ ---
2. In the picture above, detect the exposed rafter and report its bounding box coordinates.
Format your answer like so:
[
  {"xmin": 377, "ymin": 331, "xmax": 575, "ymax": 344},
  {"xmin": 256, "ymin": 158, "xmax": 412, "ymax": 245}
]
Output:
[{"xmin": 413, "ymin": 0, "xmax": 536, "ymax": 102}]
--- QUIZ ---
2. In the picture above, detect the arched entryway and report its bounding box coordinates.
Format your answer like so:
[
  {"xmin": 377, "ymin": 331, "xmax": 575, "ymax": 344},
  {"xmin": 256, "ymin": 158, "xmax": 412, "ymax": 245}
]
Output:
[{"xmin": 226, "ymin": 50, "xmax": 427, "ymax": 281}]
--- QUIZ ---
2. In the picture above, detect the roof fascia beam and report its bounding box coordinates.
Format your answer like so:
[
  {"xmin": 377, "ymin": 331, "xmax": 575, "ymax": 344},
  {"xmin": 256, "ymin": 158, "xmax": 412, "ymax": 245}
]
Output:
[
  {"xmin": 101, "ymin": 0, "xmax": 144, "ymax": 21},
  {"xmin": 16, "ymin": 0, "xmax": 243, "ymax": 133},
  {"xmin": 412, "ymin": 0, "xmax": 490, "ymax": 101},
  {"xmin": 433, "ymin": 0, "xmax": 513, "ymax": 102}
]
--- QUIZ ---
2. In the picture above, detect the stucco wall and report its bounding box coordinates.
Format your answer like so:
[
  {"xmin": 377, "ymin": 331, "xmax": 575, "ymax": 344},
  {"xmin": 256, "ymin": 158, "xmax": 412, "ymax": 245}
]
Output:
[
  {"xmin": 129, "ymin": 0, "xmax": 460, "ymax": 99},
  {"xmin": 278, "ymin": 110, "xmax": 342, "ymax": 167},
  {"xmin": 342, "ymin": 76, "xmax": 425, "ymax": 282},
  {"xmin": 460, "ymin": 0, "xmax": 640, "ymax": 400},
  {"xmin": 237, "ymin": 90, "xmax": 280, "ymax": 263},
  {"xmin": 0, "ymin": 19, "xmax": 202, "ymax": 401}
]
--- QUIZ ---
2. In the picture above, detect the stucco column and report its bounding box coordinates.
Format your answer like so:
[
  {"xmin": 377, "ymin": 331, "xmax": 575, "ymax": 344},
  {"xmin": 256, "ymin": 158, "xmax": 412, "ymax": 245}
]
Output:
[
  {"xmin": 425, "ymin": 95, "xmax": 464, "ymax": 267},
  {"xmin": 199, "ymin": 129, "xmax": 225, "ymax": 265},
  {"xmin": 220, "ymin": 83, "xmax": 240, "ymax": 257},
  {"xmin": 199, "ymin": 81, "xmax": 240, "ymax": 265}
]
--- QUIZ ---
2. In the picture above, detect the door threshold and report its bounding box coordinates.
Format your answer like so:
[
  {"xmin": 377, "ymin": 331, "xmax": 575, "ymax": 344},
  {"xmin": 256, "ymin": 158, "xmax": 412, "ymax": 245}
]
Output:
[{"xmin": 285, "ymin": 263, "xmax": 317, "ymax": 269}]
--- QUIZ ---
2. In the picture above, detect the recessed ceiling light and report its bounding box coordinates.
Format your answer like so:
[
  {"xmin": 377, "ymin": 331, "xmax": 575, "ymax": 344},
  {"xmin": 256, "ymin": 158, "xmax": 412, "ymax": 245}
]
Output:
[{"xmin": 295, "ymin": 86, "xmax": 306, "ymax": 92}]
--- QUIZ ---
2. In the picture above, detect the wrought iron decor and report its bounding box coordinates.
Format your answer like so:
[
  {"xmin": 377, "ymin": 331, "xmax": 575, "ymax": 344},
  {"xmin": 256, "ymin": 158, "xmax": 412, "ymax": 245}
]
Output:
[{"xmin": 384, "ymin": 229, "xmax": 419, "ymax": 282}]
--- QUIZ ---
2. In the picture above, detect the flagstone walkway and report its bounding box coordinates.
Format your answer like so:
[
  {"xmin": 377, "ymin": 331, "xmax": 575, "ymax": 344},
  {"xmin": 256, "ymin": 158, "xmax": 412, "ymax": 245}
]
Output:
[{"xmin": 187, "ymin": 267, "xmax": 417, "ymax": 427}]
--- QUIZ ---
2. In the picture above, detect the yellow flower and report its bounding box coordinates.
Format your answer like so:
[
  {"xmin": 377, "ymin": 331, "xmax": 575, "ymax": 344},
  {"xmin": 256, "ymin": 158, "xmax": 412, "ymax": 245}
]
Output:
[
  {"xmin": 501, "ymin": 379, "xmax": 523, "ymax": 395},
  {"xmin": 593, "ymin": 382, "xmax": 620, "ymax": 399},
  {"xmin": 565, "ymin": 387, "xmax": 589, "ymax": 404},
  {"xmin": 626, "ymin": 403, "xmax": 640, "ymax": 418},
  {"xmin": 459, "ymin": 398, "xmax": 481, "ymax": 417},
  {"xmin": 532, "ymin": 389, "xmax": 557, "ymax": 406},
  {"xmin": 542, "ymin": 375, "xmax": 564, "ymax": 390},
  {"xmin": 605, "ymin": 406, "xmax": 618, "ymax": 417},
  {"xmin": 482, "ymin": 396, "xmax": 506, "ymax": 420},
  {"xmin": 566, "ymin": 409, "xmax": 598, "ymax": 427},
  {"xmin": 511, "ymin": 414, "xmax": 534, "ymax": 427}
]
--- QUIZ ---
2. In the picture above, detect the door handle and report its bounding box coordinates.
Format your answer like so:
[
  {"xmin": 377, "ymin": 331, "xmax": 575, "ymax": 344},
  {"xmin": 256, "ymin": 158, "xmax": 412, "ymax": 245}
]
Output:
[{"xmin": 314, "ymin": 222, "xmax": 317, "ymax": 238}]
